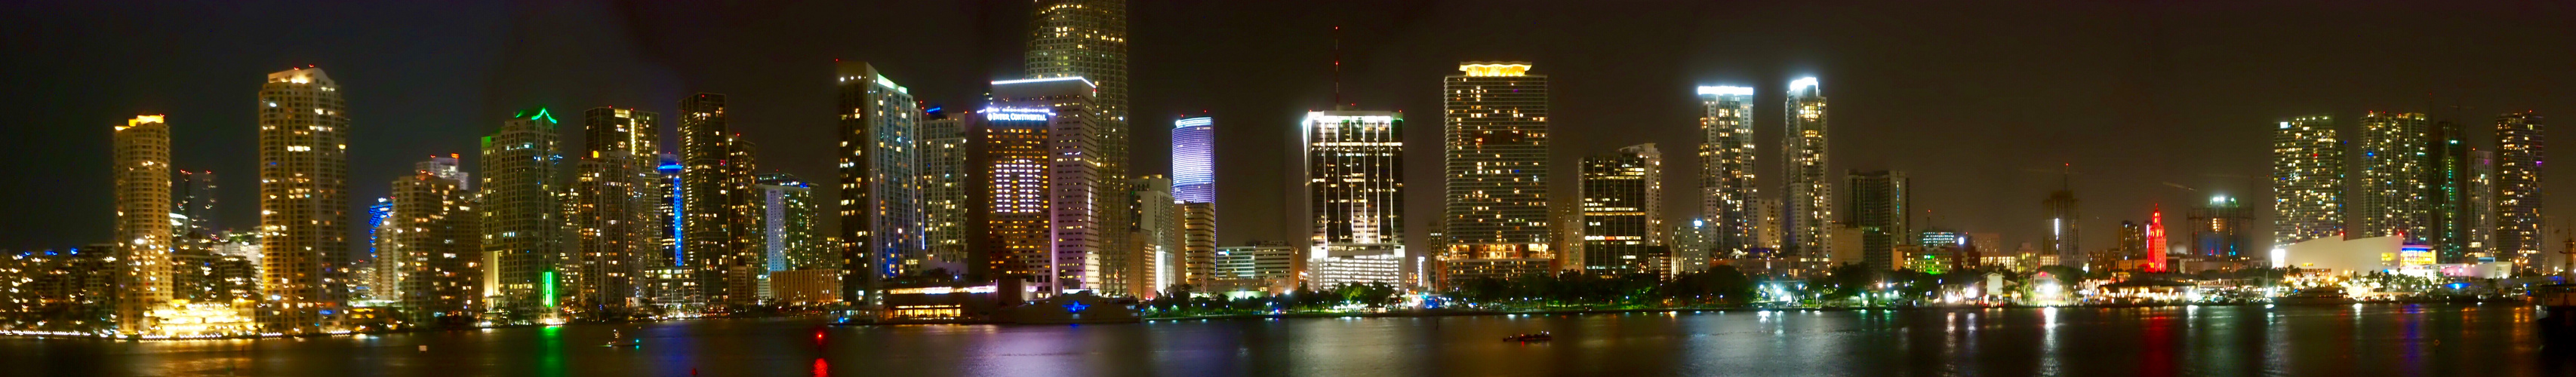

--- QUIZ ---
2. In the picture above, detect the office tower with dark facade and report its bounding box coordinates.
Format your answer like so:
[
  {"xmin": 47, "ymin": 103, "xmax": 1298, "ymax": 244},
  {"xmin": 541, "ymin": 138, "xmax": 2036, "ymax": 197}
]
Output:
[
  {"xmin": 565, "ymin": 107, "xmax": 657, "ymax": 316},
  {"xmin": 2190, "ymin": 196, "xmax": 2252, "ymax": 260},
  {"xmin": 1131, "ymin": 175, "xmax": 1175, "ymax": 296},
  {"xmin": 1844, "ymin": 170, "xmax": 1907, "ymax": 272},
  {"xmin": 383, "ymin": 157, "xmax": 480, "ymax": 324},
  {"xmin": 482, "ymin": 109, "xmax": 562, "ymax": 320},
  {"xmin": 115, "ymin": 115, "xmax": 173, "ymax": 336},
  {"xmin": 919, "ymin": 113, "xmax": 971, "ymax": 274},
  {"xmin": 1441, "ymin": 62, "xmax": 1553, "ymax": 285},
  {"xmin": 2357, "ymin": 112, "xmax": 2430, "ymax": 242},
  {"xmin": 175, "ymin": 170, "xmax": 217, "ymax": 236},
  {"xmin": 993, "ymin": 78, "xmax": 1113, "ymax": 295},
  {"xmin": 257, "ymin": 67, "xmax": 351, "ymax": 333},
  {"xmin": 1697, "ymin": 86, "xmax": 1756, "ymax": 263},
  {"xmin": 1026, "ymin": 0, "xmax": 1134, "ymax": 296},
  {"xmin": 835, "ymin": 62, "xmax": 921, "ymax": 305},
  {"xmin": 2272, "ymin": 115, "xmax": 2341, "ymax": 246},
  {"xmin": 2496, "ymin": 112, "xmax": 2543, "ymax": 270},
  {"xmin": 2043, "ymin": 185, "xmax": 2081, "ymax": 268},
  {"xmin": 756, "ymin": 173, "xmax": 829, "ymax": 273},
  {"xmin": 1580, "ymin": 144, "xmax": 1663, "ymax": 276},
  {"xmin": 1782, "ymin": 78, "xmax": 1832, "ymax": 268},
  {"xmin": 1172, "ymin": 116, "xmax": 1217, "ymax": 288},
  {"xmin": 1306, "ymin": 111, "xmax": 1408, "ymax": 287},
  {"xmin": 2427, "ymin": 120, "xmax": 2474, "ymax": 262}
]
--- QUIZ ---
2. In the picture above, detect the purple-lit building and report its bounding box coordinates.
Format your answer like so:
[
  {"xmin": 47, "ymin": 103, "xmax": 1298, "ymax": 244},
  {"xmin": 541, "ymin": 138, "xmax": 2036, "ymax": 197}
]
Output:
[{"xmin": 1172, "ymin": 117, "xmax": 1214, "ymax": 204}]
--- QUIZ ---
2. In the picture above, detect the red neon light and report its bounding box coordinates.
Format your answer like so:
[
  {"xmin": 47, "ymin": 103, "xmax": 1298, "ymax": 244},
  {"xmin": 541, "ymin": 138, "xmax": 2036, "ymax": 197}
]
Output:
[{"xmin": 2146, "ymin": 206, "xmax": 2168, "ymax": 273}]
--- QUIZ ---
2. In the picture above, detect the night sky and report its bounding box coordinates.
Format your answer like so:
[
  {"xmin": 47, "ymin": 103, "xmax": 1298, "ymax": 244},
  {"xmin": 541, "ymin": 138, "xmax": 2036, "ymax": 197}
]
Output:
[{"xmin": 5, "ymin": 1, "xmax": 2574, "ymax": 258}]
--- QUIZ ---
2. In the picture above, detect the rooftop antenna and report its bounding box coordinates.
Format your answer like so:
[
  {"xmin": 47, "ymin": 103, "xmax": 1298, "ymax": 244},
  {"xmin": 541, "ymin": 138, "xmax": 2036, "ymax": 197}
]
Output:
[{"xmin": 1331, "ymin": 26, "xmax": 1344, "ymax": 109}]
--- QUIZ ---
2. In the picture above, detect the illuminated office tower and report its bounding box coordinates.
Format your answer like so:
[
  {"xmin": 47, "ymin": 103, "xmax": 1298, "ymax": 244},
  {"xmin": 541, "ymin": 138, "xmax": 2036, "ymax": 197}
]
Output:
[
  {"xmin": 993, "ymin": 77, "xmax": 1109, "ymax": 295},
  {"xmin": 2270, "ymin": 115, "xmax": 2341, "ymax": 245},
  {"xmin": 920, "ymin": 112, "xmax": 971, "ymax": 273},
  {"xmin": 647, "ymin": 154, "xmax": 691, "ymax": 308},
  {"xmin": 1026, "ymin": 0, "xmax": 1134, "ymax": 296},
  {"xmin": 680, "ymin": 93, "xmax": 759, "ymax": 308},
  {"xmin": 2427, "ymin": 120, "xmax": 2472, "ymax": 262},
  {"xmin": 722, "ymin": 136, "xmax": 762, "ymax": 305},
  {"xmin": 1697, "ymin": 85, "xmax": 1757, "ymax": 260},
  {"xmin": 369, "ymin": 156, "xmax": 456, "ymax": 305},
  {"xmin": 1781, "ymin": 77, "xmax": 1831, "ymax": 268},
  {"xmin": 1441, "ymin": 62, "xmax": 1553, "ymax": 285},
  {"xmin": 175, "ymin": 170, "xmax": 217, "ymax": 235},
  {"xmin": 383, "ymin": 157, "xmax": 479, "ymax": 324},
  {"xmin": 1172, "ymin": 116, "xmax": 1217, "ymax": 288},
  {"xmin": 115, "ymin": 115, "xmax": 174, "ymax": 336},
  {"xmin": 2190, "ymin": 195, "xmax": 2252, "ymax": 260},
  {"xmin": 564, "ymin": 107, "xmax": 657, "ymax": 316},
  {"xmin": 971, "ymin": 109, "xmax": 1054, "ymax": 286},
  {"xmin": 2496, "ymin": 111, "xmax": 2543, "ymax": 270},
  {"xmin": 756, "ymin": 173, "xmax": 829, "ymax": 273},
  {"xmin": 2467, "ymin": 149, "xmax": 2496, "ymax": 262},
  {"xmin": 359, "ymin": 199, "xmax": 389, "ymax": 302},
  {"xmin": 481, "ymin": 109, "xmax": 562, "ymax": 320},
  {"xmin": 1306, "ymin": 111, "xmax": 1407, "ymax": 287},
  {"xmin": 1843, "ymin": 170, "xmax": 1907, "ymax": 272},
  {"xmin": 1130, "ymin": 175, "xmax": 1175, "ymax": 296},
  {"xmin": 2356, "ymin": 112, "xmax": 2429, "ymax": 241},
  {"xmin": 1579, "ymin": 143, "xmax": 1663, "ymax": 276},
  {"xmin": 835, "ymin": 62, "xmax": 921, "ymax": 305},
  {"xmin": 257, "ymin": 67, "xmax": 351, "ymax": 333}
]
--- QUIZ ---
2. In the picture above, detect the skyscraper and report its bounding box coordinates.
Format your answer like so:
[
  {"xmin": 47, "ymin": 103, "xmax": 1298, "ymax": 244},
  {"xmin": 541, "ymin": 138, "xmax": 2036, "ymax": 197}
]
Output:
[
  {"xmin": 2043, "ymin": 183, "xmax": 2081, "ymax": 268},
  {"xmin": 481, "ymin": 108, "xmax": 562, "ymax": 320},
  {"xmin": 1129, "ymin": 175, "xmax": 1175, "ymax": 296},
  {"xmin": 1579, "ymin": 144, "xmax": 1663, "ymax": 275},
  {"xmin": 1844, "ymin": 170, "xmax": 1907, "ymax": 272},
  {"xmin": 1026, "ymin": 0, "xmax": 1133, "ymax": 296},
  {"xmin": 1441, "ymin": 62, "xmax": 1552, "ymax": 285},
  {"xmin": 1782, "ymin": 78, "xmax": 1831, "ymax": 269},
  {"xmin": 2428, "ymin": 120, "xmax": 2473, "ymax": 262},
  {"xmin": 2190, "ymin": 195, "xmax": 2251, "ymax": 260},
  {"xmin": 257, "ymin": 67, "xmax": 350, "ymax": 333},
  {"xmin": 115, "ymin": 115, "xmax": 173, "ymax": 336},
  {"xmin": 680, "ymin": 93, "xmax": 758, "ymax": 308},
  {"xmin": 1697, "ymin": 85, "xmax": 1757, "ymax": 262},
  {"xmin": 835, "ymin": 62, "xmax": 922, "ymax": 305},
  {"xmin": 564, "ymin": 106, "xmax": 657, "ymax": 317},
  {"xmin": 174, "ymin": 170, "xmax": 217, "ymax": 236},
  {"xmin": 2271, "ymin": 115, "xmax": 2341, "ymax": 245},
  {"xmin": 2147, "ymin": 207, "xmax": 2168, "ymax": 272},
  {"xmin": 2467, "ymin": 149, "xmax": 2497, "ymax": 262},
  {"xmin": 756, "ymin": 173, "xmax": 829, "ymax": 273},
  {"xmin": 2357, "ymin": 112, "xmax": 2429, "ymax": 242},
  {"xmin": 971, "ymin": 108, "xmax": 1054, "ymax": 287},
  {"xmin": 1172, "ymin": 116, "xmax": 1217, "ymax": 289},
  {"xmin": 2496, "ymin": 111, "xmax": 2543, "ymax": 271},
  {"xmin": 383, "ymin": 157, "xmax": 479, "ymax": 325},
  {"xmin": 919, "ymin": 112, "xmax": 971, "ymax": 273},
  {"xmin": 1306, "ymin": 111, "xmax": 1407, "ymax": 287},
  {"xmin": 993, "ymin": 78, "xmax": 1109, "ymax": 294}
]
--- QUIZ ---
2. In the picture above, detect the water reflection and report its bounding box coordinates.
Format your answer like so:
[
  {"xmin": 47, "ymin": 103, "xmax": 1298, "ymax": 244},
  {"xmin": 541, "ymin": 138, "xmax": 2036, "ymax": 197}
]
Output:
[{"xmin": 2, "ymin": 304, "xmax": 2565, "ymax": 375}]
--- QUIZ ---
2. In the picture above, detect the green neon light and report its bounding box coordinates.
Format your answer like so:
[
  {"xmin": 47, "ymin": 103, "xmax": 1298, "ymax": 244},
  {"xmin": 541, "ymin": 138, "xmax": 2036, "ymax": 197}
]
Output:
[
  {"xmin": 543, "ymin": 271, "xmax": 557, "ymax": 308},
  {"xmin": 513, "ymin": 108, "xmax": 558, "ymax": 124}
]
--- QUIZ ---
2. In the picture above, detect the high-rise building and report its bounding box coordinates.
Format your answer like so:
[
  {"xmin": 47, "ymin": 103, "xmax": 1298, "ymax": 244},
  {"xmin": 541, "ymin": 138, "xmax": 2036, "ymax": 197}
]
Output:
[
  {"xmin": 647, "ymin": 154, "xmax": 687, "ymax": 307},
  {"xmin": 1026, "ymin": 0, "xmax": 1133, "ymax": 297},
  {"xmin": 2146, "ymin": 206, "xmax": 2168, "ymax": 272},
  {"xmin": 1441, "ymin": 62, "xmax": 1552, "ymax": 286},
  {"xmin": 1580, "ymin": 144, "xmax": 1664, "ymax": 276},
  {"xmin": 971, "ymin": 109, "xmax": 1054, "ymax": 285},
  {"xmin": 835, "ymin": 62, "xmax": 922, "ymax": 305},
  {"xmin": 481, "ymin": 108, "xmax": 562, "ymax": 320},
  {"xmin": 1670, "ymin": 218, "xmax": 1710, "ymax": 275},
  {"xmin": 2496, "ymin": 111, "xmax": 2544, "ymax": 270},
  {"xmin": 383, "ymin": 157, "xmax": 479, "ymax": 325},
  {"xmin": 2357, "ymin": 112, "xmax": 2430, "ymax": 242},
  {"xmin": 2467, "ymin": 149, "xmax": 2497, "ymax": 262},
  {"xmin": 1782, "ymin": 78, "xmax": 1832, "ymax": 270},
  {"xmin": 115, "ymin": 115, "xmax": 174, "ymax": 336},
  {"xmin": 174, "ymin": 170, "xmax": 217, "ymax": 236},
  {"xmin": 257, "ymin": 68, "xmax": 351, "ymax": 333},
  {"xmin": 361, "ymin": 198, "xmax": 392, "ymax": 302},
  {"xmin": 2427, "ymin": 120, "xmax": 2473, "ymax": 263},
  {"xmin": 1753, "ymin": 198, "xmax": 1784, "ymax": 253},
  {"xmin": 993, "ymin": 78, "xmax": 1112, "ymax": 295},
  {"xmin": 1306, "ymin": 111, "xmax": 1408, "ymax": 287},
  {"xmin": 756, "ymin": 173, "xmax": 829, "ymax": 273},
  {"xmin": 1129, "ymin": 175, "xmax": 1175, "ymax": 296},
  {"xmin": 2190, "ymin": 195, "xmax": 2252, "ymax": 260},
  {"xmin": 2043, "ymin": 184, "xmax": 2081, "ymax": 269},
  {"xmin": 919, "ymin": 112, "xmax": 971, "ymax": 274},
  {"xmin": 680, "ymin": 93, "xmax": 760, "ymax": 308},
  {"xmin": 1844, "ymin": 170, "xmax": 1907, "ymax": 272},
  {"xmin": 1172, "ymin": 116, "xmax": 1217, "ymax": 289},
  {"xmin": 564, "ymin": 106, "xmax": 657, "ymax": 317},
  {"xmin": 1696, "ymin": 85, "xmax": 1757, "ymax": 260},
  {"xmin": 2271, "ymin": 115, "xmax": 2341, "ymax": 245}
]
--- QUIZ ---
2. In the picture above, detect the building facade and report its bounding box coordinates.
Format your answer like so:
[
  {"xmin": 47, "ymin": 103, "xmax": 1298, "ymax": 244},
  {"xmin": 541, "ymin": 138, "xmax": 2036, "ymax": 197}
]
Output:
[
  {"xmin": 2357, "ymin": 112, "xmax": 2429, "ymax": 242},
  {"xmin": 1172, "ymin": 116, "xmax": 1217, "ymax": 289},
  {"xmin": 1697, "ymin": 86, "xmax": 1757, "ymax": 263},
  {"xmin": 481, "ymin": 109, "xmax": 562, "ymax": 320},
  {"xmin": 1441, "ymin": 62, "xmax": 1553, "ymax": 286},
  {"xmin": 1026, "ymin": 0, "xmax": 1134, "ymax": 297},
  {"xmin": 2496, "ymin": 111, "xmax": 2543, "ymax": 271},
  {"xmin": 836, "ymin": 62, "xmax": 922, "ymax": 305},
  {"xmin": 115, "ymin": 115, "xmax": 174, "ymax": 336},
  {"xmin": 1782, "ymin": 78, "xmax": 1832, "ymax": 270},
  {"xmin": 1844, "ymin": 170, "xmax": 1907, "ymax": 272},
  {"xmin": 1579, "ymin": 144, "xmax": 1663, "ymax": 276},
  {"xmin": 257, "ymin": 68, "xmax": 352, "ymax": 333},
  {"xmin": 1306, "ymin": 111, "xmax": 1408, "ymax": 287},
  {"xmin": 2272, "ymin": 115, "xmax": 2341, "ymax": 246}
]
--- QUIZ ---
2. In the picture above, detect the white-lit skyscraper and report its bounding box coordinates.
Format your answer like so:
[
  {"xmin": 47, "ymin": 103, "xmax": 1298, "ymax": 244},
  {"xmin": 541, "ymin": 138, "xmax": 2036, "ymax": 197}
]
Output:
[
  {"xmin": 1782, "ymin": 78, "xmax": 1831, "ymax": 268},
  {"xmin": 835, "ymin": 61, "xmax": 921, "ymax": 304},
  {"xmin": 1171, "ymin": 116, "xmax": 1217, "ymax": 288},
  {"xmin": 1697, "ymin": 85, "xmax": 1756, "ymax": 261},
  {"xmin": 1306, "ymin": 111, "xmax": 1406, "ymax": 287},
  {"xmin": 993, "ymin": 77, "xmax": 1109, "ymax": 294}
]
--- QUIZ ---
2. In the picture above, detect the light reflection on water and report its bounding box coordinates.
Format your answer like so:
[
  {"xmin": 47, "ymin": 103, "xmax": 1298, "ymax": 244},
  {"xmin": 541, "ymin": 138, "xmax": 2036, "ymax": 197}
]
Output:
[{"xmin": 0, "ymin": 304, "xmax": 2557, "ymax": 376}]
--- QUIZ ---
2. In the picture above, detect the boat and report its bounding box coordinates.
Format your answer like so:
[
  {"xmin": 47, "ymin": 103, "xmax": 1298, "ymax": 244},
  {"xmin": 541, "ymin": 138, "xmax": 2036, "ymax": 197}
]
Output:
[
  {"xmin": 603, "ymin": 329, "xmax": 642, "ymax": 347},
  {"xmin": 2273, "ymin": 287, "xmax": 2353, "ymax": 305},
  {"xmin": 1502, "ymin": 332, "xmax": 1553, "ymax": 342}
]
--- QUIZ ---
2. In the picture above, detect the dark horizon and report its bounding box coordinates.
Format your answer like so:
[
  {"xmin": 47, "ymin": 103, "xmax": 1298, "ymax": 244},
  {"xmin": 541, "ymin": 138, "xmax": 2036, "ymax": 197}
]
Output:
[{"xmin": 4, "ymin": 0, "xmax": 2573, "ymax": 256}]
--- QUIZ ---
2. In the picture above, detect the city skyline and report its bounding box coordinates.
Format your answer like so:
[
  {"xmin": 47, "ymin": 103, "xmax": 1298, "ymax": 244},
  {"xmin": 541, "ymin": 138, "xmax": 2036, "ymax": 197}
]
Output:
[{"xmin": 7, "ymin": 1, "xmax": 2576, "ymax": 262}]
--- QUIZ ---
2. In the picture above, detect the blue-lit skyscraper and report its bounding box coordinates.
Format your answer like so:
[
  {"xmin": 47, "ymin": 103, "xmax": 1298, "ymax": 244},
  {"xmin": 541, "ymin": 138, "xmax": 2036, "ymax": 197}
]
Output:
[
  {"xmin": 366, "ymin": 198, "xmax": 392, "ymax": 262},
  {"xmin": 1172, "ymin": 117, "xmax": 1214, "ymax": 204}
]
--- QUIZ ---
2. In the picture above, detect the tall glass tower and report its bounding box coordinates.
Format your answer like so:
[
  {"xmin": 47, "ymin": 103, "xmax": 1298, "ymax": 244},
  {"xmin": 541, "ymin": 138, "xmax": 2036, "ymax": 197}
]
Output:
[
  {"xmin": 1171, "ymin": 117, "xmax": 1217, "ymax": 288},
  {"xmin": 1782, "ymin": 78, "xmax": 1830, "ymax": 268},
  {"xmin": 1306, "ymin": 111, "xmax": 1406, "ymax": 287},
  {"xmin": 1442, "ymin": 62, "xmax": 1553, "ymax": 284},
  {"xmin": 1696, "ymin": 85, "xmax": 1756, "ymax": 265},
  {"xmin": 835, "ymin": 61, "xmax": 920, "ymax": 304},
  {"xmin": 482, "ymin": 108, "xmax": 562, "ymax": 320},
  {"xmin": 2496, "ymin": 111, "xmax": 2544, "ymax": 270},
  {"xmin": 2357, "ymin": 112, "xmax": 2429, "ymax": 241},
  {"xmin": 1580, "ymin": 144, "xmax": 1662, "ymax": 276},
  {"xmin": 2270, "ymin": 115, "xmax": 2341, "ymax": 246},
  {"xmin": 115, "ymin": 115, "xmax": 173, "ymax": 336},
  {"xmin": 1026, "ymin": 0, "xmax": 1132, "ymax": 296}
]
